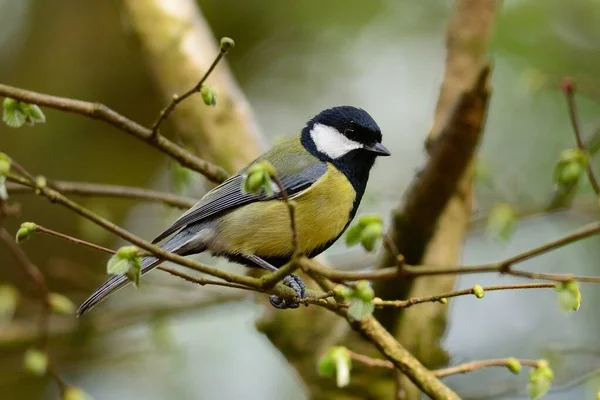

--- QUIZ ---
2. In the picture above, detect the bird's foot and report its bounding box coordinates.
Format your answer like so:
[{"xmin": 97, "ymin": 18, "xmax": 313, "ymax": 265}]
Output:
[{"xmin": 269, "ymin": 274, "xmax": 306, "ymax": 309}]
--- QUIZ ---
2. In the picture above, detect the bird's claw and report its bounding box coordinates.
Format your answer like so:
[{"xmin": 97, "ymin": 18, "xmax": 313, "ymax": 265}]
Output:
[{"xmin": 269, "ymin": 274, "xmax": 306, "ymax": 309}]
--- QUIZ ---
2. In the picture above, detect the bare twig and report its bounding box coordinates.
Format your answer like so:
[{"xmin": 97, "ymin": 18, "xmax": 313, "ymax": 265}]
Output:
[
  {"xmin": 434, "ymin": 358, "xmax": 540, "ymax": 378},
  {"xmin": 0, "ymin": 83, "xmax": 229, "ymax": 183},
  {"xmin": 562, "ymin": 78, "xmax": 600, "ymax": 195},
  {"xmin": 7, "ymin": 179, "xmax": 195, "ymax": 209},
  {"xmin": 348, "ymin": 350, "xmax": 541, "ymax": 379},
  {"xmin": 34, "ymin": 224, "xmax": 115, "ymax": 255},
  {"xmin": 151, "ymin": 39, "xmax": 233, "ymax": 136},
  {"xmin": 373, "ymin": 283, "xmax": 556, "ymax": 309}
]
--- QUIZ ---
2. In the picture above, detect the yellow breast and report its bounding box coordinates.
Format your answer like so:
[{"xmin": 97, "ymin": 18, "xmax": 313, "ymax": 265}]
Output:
[{"xmin": 215, "ymin": 164, "xmax": 355, "ymax": 257}]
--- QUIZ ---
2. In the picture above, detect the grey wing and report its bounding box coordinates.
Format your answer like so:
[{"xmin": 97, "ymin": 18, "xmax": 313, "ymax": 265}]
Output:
[{"xmin": 151, "ymin": 162, "xmax": 328, "ymax": 244}]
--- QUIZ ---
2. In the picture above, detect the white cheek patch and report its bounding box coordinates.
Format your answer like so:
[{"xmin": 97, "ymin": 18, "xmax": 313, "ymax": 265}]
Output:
[{"xmin": 310, "ymin": 123, "xmax": 363, "ymax": 159}]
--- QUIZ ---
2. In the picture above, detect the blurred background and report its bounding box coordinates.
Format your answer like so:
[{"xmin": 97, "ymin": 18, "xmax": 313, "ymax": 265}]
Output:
[{"xmin": 2, "ymin": 0, "xmax": 600, "ymax": 399}]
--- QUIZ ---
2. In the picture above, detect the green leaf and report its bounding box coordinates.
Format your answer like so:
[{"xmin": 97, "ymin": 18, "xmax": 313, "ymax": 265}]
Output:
[
  {"xmin": 106, "ymin": 255, "xmax": 130, "ymax": 275},
  {"xmin": 555, "ymin": 281, "xmax": 581, "ymax": 312},
  {"xmin": 318, "ymin": 346, "xmax": 352, "ymax": 387},
  {"xmin": 48, "ymin": 293, "xmax": 76, "ymax": 315},
  {"xmin": 15, "ymin": 222, "xmax": 38, "ymax": 244},
  {"xmin": 344, "ymin": 224, "xmax": 363, "ymax": 246},
  {"xmin": 3, "ymin": 98, "xmax": 27, "ymax": 128},
  {"xmin": 347, "ymin": 298, "xmax": 374, "ymax": 321},
  {"xmin": 357, "ymin": 214, "xmax": 383, "ymax": 227},
  {"xmin": 107, "ymin": 246, "xmax": 143, "ymax": 287},
  {"xmin": 0, "ymin": 284, "xmax": 19, "ymax": 322},
  {"xmin": 528, "ymin": 360, "xmax": 553, "ymax": 400},
  {"xmin": 487, "ymin": 203, "xmax": 517, "ymax": 240},
  {"xmin": 23, "ymin": 348, "xmax": 48, "ymax": 376},
  {"xmin": 22, "ymin": 104, "xmax": 46, "ymax": 125},
  {"xmin": 360, "ymin": 222, "xmax": 383, "ymax": 252},
  {"xmin": 200, "ymin": 84, "xmax": 217, "ymax": 106},
  {"xmin": 126, "ymin": 257, "xmax": 142, "ymax": 288},
  {"xmin": 63, "ymin": 386, "xmax": 94, "ymax": 400}
]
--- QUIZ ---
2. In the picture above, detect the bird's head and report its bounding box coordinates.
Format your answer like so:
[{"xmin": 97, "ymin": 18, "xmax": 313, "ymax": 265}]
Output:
[{"xmin": 301, "ymin": 106, "xmax": 390, "ymax": 163}]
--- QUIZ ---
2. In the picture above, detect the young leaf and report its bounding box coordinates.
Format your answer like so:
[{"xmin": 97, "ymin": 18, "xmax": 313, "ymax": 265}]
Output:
[
  {"xmin": 15, "ymin": 222, "xmax": 38, "ymax": 244},
  {"xmin": 0, "ymin": 152, "xmax": 11, "ymax": 175},
  {"xmin": 48, "ymin": 293, "xmax": 76, "ymax": 315},
  {"xmin": 106, "ymin": 254, "xmax": 131, "ymax": 275},
  {"xmin": 23, "ymin": 104, "xmax": 46, "ymax": 125},
  {"xmin": 347, "ymin": 298, "xmax": 374, "ymax": 321},
  {"xmin": 0, "ymin": 176, "xmax": 7, "ymax": 201},
  {"xmin": 0, "ymin": 284, "xmax": 19, "ymax": 322},
  {"xmin": 317, "ymin": 347, "xmax": 352, "ymax": 388},
  {"xmin": 3, "ymin": 98, "xmax": 27, "ymax": 128},
  {"xmin": 553, "ymin": 148, "xmax": 587, "ymax": 187},
  {"xmin": 170, "ymin": 162, "xmax": 193, "ymax": 193},
  {"xmin": 528, "ymin": 360, "xmax": 553, "ymax": 400},
  {"xmin": 555, "ymin": 281, "xmax": 581, "ymax": 312},
  {"xmin": 126, "ymin": 257, "xmax": 142, "ymax": 288},
  {"xmin": 360, "ymin": 222, "xmax": 383, "ymax": 252},
  {"xmin": 23, "ymin": 348, "xmax": 48, "ymax": 376},
  {"xmin": 344, "ymin": 224, "xmax": 363, "ymax": 246}
]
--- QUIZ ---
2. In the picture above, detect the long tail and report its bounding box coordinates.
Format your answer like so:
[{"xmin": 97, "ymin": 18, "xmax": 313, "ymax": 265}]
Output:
[{"xmin": 77, "ymin": 232, "xmax": 193, "ymax": 317}]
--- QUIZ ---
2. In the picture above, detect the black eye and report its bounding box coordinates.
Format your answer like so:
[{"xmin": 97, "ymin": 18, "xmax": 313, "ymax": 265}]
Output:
[{"xmin": 344, "ymin": 128, "xmax": 358, "ymax": 140}]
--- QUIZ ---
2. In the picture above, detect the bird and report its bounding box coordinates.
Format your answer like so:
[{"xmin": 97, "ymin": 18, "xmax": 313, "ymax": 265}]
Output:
[{"xmin": 77, "ymin": 106, "xmax": 390, "ymax": 316}]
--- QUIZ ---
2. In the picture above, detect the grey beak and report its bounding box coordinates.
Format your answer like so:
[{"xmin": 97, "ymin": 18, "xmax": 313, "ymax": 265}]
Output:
[{"xmin": 365, "ymin": 142, "xmax": 391, "ymax": 156}]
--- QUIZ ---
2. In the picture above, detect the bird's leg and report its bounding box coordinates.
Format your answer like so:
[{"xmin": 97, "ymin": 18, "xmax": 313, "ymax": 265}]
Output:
[{"xmin": 245, "ymin": 255, "xmax": 306, "ymax": 309}]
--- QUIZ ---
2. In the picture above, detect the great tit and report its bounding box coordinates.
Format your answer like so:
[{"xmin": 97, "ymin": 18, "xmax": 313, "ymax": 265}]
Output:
[{"xmin": 77, "ymin": 106, "xmax": 390, "ymax": 316}]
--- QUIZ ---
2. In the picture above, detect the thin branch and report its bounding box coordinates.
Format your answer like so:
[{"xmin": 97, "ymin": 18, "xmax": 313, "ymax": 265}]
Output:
[
  {"xmin": 0, "ymin": 83, "xmax": 229, "ymax": 183},
  {"xmin": 151, "ymin": 39, "xmax": 232, "ymax": 136},
  {"xmin": 347, "ymin": 350, "xmax": 541, "ymax": 380},
  {"xmin": 563, "ymin": 78, "xmax": 600, "ymax": 195},
  {"xmin": 34, "ymin": 224, "xmax": 115, "ymax": 255},
  {"xmin": 373, "ymin": 283, "xmax": 556, "ymax": 309},
  {"xmin": 433, "ymin": 358, "xmax": 540, "ymax": 378},
  {"xmin": 157, "ymin": 265, "xmax": 258, "ymax": 292},
  {"xmin": 7, "ymin": 179, "xmax": 195, "ymax": 209}
]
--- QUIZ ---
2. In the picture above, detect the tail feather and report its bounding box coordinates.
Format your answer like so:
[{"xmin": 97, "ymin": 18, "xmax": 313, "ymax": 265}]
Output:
[{"xmin": 76, "ymin": 256, "xmax": 162, "ymax": 317}]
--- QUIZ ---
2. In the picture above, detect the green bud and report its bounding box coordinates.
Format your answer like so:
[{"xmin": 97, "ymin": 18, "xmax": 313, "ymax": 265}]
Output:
[
  {"xmin": 257, "ymin": 160, "xmax": 276, "ymax": 178},
  {"xmin": 48, "ymin": 293, "xmax": 76, "ymax": 315},
  {"xmin": 116, "ymin": 245, "xmax": 139, "ymax": 260},
  {"xmin": 200, "ymin": 84, "xmax": 217, "ymax": 106},
  {"xmin": 438, "ymin": 298, "xmax": 448, "ymax": 305},
  {"xmin": 220, "ymin": 37, "xmax": 235, "ymax": 52},
  {"xmin": 354, "ymin": 281, "xmax": 374, "ymax": 302},
  {"xmin": 23, "ymin": 348, "xmax": 48, "ymax": 376},
  {"xmin": 332, "ymin": 284, "xmax": 352, "ymax": 300},
  {"xmin": 553, "ymin": 148, "xmax": 587, "ymax": 187},
  {"xmin": 0, "ymin": 284, "xmax": 19, "ymax": 322},
  {"xmin": 487, "ymin": 203, "xmax": 517, "ymax": 241},
  {"xmin": 0, "ymin": 152, "xmax": 11, "ymax": 175},
  {"xmin": 15, "ymin": 222, "xmax": 38, "ymax": 244},
  {"xmin": 472, "ymin": 284, "xmax": 485, "ymax": 299},
  {"xmin": 505, "ymin": 357, "xmax": 522, "ymax": 374}
]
